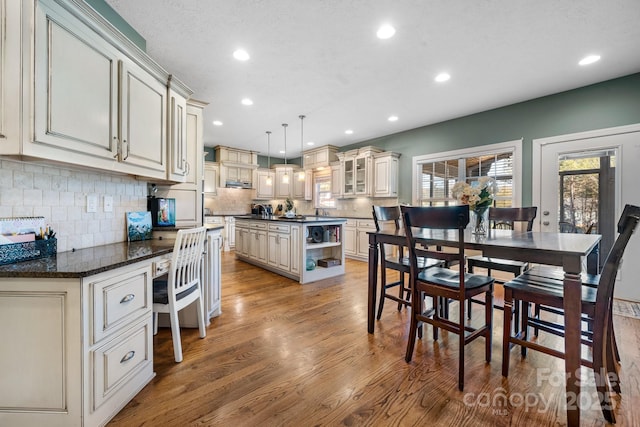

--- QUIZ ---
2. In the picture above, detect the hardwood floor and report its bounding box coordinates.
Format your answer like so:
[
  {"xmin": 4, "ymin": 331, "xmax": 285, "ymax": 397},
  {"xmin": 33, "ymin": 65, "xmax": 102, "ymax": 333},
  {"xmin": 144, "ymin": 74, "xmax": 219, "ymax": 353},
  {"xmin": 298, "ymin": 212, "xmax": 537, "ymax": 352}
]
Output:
[{"xmin": 108, "ymin": 253, "xmax": 640, "ymax": 426}]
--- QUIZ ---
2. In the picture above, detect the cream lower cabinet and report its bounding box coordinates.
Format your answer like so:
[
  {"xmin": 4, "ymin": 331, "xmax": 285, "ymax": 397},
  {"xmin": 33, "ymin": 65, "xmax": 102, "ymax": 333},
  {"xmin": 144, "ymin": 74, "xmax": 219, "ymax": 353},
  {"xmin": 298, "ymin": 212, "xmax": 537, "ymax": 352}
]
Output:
[
  {"xmin": 203, "ymin": 228, "xmax": 222, "ymax": 319},
  {"xmin": 225, "ymin": 216, "xmax": 236, "ymax": 250},
  {"xmin": 267, "ymin": 223, "xmax": 291, "ymax": 271},
  {"xmin": 344, "ymin": 218, "xmax": 375, "ymax": 261},
  {"xmin": 249, "ymin": 222, "xmax": 268, "ymax": 263},
  {"xmin": 235, "ymin": 220, "xmax": 250, "ymax": 257},
  {"xmin": 0, "ymin": 260, "xmax": 155, "ymax": 427}
]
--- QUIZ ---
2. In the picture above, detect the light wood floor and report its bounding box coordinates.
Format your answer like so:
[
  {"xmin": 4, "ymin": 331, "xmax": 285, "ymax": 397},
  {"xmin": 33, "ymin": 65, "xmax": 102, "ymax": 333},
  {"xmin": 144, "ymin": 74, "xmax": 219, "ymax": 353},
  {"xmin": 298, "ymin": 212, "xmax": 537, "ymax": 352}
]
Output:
[{"xmin": 108, "ymin": 253, "xmax": 640, "ymax": 426}]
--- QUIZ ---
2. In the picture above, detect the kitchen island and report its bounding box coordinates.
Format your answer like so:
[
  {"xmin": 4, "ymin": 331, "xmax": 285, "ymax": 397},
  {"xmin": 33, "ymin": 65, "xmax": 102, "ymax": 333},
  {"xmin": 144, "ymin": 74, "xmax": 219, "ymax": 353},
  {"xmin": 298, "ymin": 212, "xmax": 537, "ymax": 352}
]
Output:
[{"xmin": 234, "ymin": 215, "xmax": 347, "ymax": 284}]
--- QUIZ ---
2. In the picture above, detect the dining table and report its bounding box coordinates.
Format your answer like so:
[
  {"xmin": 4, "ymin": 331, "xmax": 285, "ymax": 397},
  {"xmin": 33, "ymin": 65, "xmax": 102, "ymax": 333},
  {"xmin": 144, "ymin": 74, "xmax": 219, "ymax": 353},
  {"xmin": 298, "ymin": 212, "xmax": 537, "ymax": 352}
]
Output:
[{"xmin": 367, "ymin": 226, "xmax": 601, "ymax": 427}]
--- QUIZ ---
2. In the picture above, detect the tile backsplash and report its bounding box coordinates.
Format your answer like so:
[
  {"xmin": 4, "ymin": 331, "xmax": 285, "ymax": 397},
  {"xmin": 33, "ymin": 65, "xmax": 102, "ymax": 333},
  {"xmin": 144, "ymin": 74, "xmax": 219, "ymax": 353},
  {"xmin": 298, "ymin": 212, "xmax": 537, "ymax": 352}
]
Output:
[{"xmin": 0, "ymin": 158, "xmax": 147, "ymax": 252}]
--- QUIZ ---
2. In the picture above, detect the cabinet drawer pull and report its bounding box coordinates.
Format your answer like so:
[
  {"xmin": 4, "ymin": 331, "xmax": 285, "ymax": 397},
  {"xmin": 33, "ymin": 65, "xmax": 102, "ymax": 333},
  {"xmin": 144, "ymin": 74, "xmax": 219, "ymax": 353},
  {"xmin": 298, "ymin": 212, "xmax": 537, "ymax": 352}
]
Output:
[
  {"xmin": 120, "ymin": 350, "xmax": 135, "ymax": 363},
  {"xmin": 120, "ymin": 293, "xmax": 135, "ymax": 303}
]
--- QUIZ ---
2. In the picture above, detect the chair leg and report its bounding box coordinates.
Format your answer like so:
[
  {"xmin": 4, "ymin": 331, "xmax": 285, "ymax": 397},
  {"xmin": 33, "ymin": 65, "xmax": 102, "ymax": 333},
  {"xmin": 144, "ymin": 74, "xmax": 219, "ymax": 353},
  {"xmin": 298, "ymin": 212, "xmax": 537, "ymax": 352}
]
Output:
[
  {"xmin": 467, "ymin": 298, "xmax": 473, "ymax": 320},
  {"xmin": 376, "ymin": 266, "xmax": 387, "ymax": 320},
  {"xmin": 485, "ymin": 288, "xmax": 493, "ymax": 363},
  {"xmin": 405, "ymin": 290, "xmax": 420, "ymax": 363},
  {"xmin": 533, "ymin": 304, "xmax": 541, "ymax": 337},
  {"xmin": 458, "ymin": 302, "xmax": 465, "ymax": 391},
  {"xmin": 397, "ymin": 271, "xmax": 405, "ymax": 311},
  {"xmin": 520, "ymin": 301, "xmax": 529, "ymax": 358},
  {"xmin": 433, "ymin": 297, "xmax": 439, "ymax": 341},
  {"xmin": 593, "ymin": 335, "xmax": 616, "ymax": 423},
  {"xmin": 169, "ymin": 309, "xmax": 183, "ymax": 363},
  {"xmin": 502, "ymin": 288, "xmax": 513, "ymax": 377}
]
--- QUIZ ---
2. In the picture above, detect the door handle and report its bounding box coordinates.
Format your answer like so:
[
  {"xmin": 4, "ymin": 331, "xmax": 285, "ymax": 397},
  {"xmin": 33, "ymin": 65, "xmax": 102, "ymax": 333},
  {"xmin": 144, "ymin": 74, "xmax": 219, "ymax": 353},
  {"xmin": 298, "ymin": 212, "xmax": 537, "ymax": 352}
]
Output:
[
  {"xmin": 543, "ymin": 221, "xmax": 550, "ymax": 226},
  {"xmin": 543, "ymin": 211, "xmax": 550, "ymax": 216}
]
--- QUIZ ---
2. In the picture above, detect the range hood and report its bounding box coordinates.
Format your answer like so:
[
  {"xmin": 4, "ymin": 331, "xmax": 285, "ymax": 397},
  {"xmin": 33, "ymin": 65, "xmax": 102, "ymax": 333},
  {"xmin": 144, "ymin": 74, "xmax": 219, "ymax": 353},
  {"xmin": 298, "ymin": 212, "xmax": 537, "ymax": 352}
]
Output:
[{"xmin": 225, "ymin": 180, "xmax": 252, "ymax": 189}]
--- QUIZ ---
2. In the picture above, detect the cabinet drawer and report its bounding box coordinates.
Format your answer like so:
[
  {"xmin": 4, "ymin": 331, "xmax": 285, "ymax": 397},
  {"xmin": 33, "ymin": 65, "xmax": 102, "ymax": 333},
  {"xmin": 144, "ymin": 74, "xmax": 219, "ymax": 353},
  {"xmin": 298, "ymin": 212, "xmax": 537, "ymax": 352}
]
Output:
[
  {"xmin": 268, "ymin": 223, "xmax": 290, "ymax": 233},
  {"xmin": 90, "ymin": 265, "xmax": 151, "ymax": 344},
  {"xmin": 91, "ymin": 319, "xmax": 153, "ymax": 411},
  {"xmin": 357, "ymin": 219, "xmax": 375, "ymax": 229},
  {"xmin": 251, "ymin": 222, "xmax": 268, "ymax": 230},
  {"xmin": 345, "ymin": 219, "xmax": 357, "ymax": 228}
]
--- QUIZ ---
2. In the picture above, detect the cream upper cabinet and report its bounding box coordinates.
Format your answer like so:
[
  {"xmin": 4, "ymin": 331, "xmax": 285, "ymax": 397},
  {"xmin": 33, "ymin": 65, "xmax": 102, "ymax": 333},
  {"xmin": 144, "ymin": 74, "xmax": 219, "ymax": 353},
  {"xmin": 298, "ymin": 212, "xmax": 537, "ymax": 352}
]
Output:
[
  {"xmin": 255, "ymin": 169, "xmax": 275, "ymax": 199},
  {"xmin": 0, "ymin": 0, "xmax": 20, "ymax": 148},
  {"xmin": 303, "ymin": 145, "xmax": 338, "ymax": 169},
  {"xmin": 331, "ymin": 162, "xmax": 342, "ymax": 198},
  {"xmin": 117, "ymin": 57, "xmax": 167, "ymax": 178},
  {"xmin": 293, "ymin": 170, "xmax": 312, "ymax": 200},
  {"xmin": 337, "ymin": 147, "xmax": 382, "ymax": 198},
  {"xmin": 373, "ymin": 152, "xmax": 400, "ymax": 198},
  {"xmin": 274, "ymin": 165, "xmax": 295, "ymax": 199},
  {"xmin": 166, "ymin": 76, "xmax": 194, "ymax": 182},
  {"xmin": 1, "ymin": 0, "xmax": 193, "ymax": 182},
  {"xmin": 215, "ymin": 146, "xmax": 258, "ymax": 187},
  {"xmin": 204, "ymin": 163, "xmax": 219, "ymax": 195},
  {"xmin": 184, "ymin": 99, "xmax": 207, "ymax": 187},
  {"xmin": 32, "ymin": 0, "xmax": 119, "ymax": 162}
]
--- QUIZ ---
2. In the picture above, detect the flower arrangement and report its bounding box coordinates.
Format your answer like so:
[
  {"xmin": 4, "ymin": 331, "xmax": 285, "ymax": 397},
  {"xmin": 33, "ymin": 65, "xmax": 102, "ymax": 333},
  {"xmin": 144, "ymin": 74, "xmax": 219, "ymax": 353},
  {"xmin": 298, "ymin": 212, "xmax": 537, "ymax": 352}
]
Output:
[{"xmin": 451, "ymin": 177, "xmax": 497, "ymax": 212}]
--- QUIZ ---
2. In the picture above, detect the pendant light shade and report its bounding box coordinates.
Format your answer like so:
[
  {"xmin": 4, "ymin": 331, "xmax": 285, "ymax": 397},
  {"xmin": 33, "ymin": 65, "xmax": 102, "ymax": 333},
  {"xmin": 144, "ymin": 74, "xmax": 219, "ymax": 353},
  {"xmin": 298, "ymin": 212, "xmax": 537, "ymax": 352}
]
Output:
[
  {"xmin": 282, "ymin": 123, "xmax": 289, "ymax": 184},
  {"xmin": 265, "ymin": 131, "xmax": 272, "ymax": 186},
  {"xmin": 298, "ymin": 115, "xmax": 305, "ymax": 181}
]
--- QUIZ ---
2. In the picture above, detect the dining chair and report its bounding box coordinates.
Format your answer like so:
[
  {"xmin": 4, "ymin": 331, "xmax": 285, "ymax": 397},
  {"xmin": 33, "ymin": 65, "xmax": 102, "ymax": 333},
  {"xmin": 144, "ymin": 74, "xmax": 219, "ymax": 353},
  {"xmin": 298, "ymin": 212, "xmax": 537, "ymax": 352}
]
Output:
[
  {"xmin": 372, "ymin": 206, "xmax": 443, "ymax": 319},
  {"xmin": 466, "ymin": 207, "xmax": 537, "ymax": 322},
  {"xmin": 153, "ymin": 226, "xmax": 207, "ymax": 363},
  {"xmin": 401, "ymin": 205, "xmax": 494, "ymax": 391},
  {"xmin": 502, "ymin": 204, "xmax": 640, "ymax": 424}
]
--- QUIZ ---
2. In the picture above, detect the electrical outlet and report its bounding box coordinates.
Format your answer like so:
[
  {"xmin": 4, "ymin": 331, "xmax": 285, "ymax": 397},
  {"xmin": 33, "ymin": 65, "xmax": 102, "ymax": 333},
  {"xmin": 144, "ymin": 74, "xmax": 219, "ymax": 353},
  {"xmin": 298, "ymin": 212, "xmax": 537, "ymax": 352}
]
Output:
[
  {"xmin": 87, "ymin": 194, "xmax": 98, "ymax": 213},
  {"xmin": 104, "ymin": 195, "xmax": 113, "ymax": 212}
]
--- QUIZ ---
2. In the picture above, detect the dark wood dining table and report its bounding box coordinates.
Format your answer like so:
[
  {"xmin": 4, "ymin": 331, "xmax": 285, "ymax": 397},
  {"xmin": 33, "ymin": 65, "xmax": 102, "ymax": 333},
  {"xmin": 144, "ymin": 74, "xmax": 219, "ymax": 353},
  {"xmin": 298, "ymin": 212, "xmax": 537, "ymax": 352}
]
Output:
[{"xmin": 367, "ymin": 226, "xmax": 601, "ymax": 427}]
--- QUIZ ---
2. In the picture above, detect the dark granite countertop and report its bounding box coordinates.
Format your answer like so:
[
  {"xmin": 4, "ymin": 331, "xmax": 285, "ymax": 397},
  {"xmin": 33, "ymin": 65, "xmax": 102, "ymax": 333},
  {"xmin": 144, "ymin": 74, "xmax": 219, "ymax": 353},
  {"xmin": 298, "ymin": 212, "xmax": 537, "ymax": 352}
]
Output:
[
  {"xmin": 0, "ymin": 239, "xmax": 174, "ymax": 279},
  {"xmin": 234, "ymin": 215, "xmax": 347, "ymax": 223}
]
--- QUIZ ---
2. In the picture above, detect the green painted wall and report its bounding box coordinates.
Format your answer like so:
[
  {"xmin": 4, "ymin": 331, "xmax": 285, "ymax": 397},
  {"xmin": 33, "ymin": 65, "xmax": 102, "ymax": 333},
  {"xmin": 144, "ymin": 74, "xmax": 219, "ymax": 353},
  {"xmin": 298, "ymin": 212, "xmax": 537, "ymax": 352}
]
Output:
[
  {"xmin": 342, "ymin": 73, "xmax": 640, "ymax": 205},
  {"xmin": 85, "ymin": 0, "xmax": 146, "ymax": 51}
]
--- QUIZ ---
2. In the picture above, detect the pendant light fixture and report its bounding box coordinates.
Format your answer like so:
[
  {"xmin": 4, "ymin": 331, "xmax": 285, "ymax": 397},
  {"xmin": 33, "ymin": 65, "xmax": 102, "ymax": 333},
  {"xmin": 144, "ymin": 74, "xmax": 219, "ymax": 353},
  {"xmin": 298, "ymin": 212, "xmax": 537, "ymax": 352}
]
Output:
[
  {"xmin": 265, "ymin": 131, "xmax": 272, "ymax": 186},
  {"xmin": 298, "ymin": 115, "xmax": 306, "ymax": 181},
  {"xmin": 282, "ymin": 123, "xmax": 289, "ymax": 184}
]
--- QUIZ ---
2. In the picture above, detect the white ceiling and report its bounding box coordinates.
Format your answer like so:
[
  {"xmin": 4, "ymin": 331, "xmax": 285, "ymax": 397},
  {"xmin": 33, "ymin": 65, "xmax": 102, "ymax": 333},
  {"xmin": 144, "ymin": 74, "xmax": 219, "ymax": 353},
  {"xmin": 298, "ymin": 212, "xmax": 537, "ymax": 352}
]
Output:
[{"xmin": 104, "ymin": 0, "xmax": 640, "ymax": 158}]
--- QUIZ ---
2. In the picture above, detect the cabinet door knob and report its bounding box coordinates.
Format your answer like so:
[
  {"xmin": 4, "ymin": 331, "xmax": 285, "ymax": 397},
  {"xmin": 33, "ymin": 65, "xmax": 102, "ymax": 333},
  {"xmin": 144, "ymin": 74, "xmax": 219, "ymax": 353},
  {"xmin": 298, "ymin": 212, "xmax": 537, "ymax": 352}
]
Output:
[{"xmin": 120, "ymin": 293, "xmax": 135, "ymax": 303}]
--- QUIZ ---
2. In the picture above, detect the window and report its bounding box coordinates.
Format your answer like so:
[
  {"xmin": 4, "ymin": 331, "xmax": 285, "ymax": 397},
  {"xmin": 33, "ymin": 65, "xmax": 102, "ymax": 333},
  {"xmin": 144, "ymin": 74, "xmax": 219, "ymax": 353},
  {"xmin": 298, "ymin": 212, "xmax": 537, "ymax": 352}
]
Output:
[
  {"xmin": 412, "ymin": 140, "xmax": 522, "ymax": 207},
  {"xmin": 314, "ymin": 172, "xmax": 336, "ymax": 209}
]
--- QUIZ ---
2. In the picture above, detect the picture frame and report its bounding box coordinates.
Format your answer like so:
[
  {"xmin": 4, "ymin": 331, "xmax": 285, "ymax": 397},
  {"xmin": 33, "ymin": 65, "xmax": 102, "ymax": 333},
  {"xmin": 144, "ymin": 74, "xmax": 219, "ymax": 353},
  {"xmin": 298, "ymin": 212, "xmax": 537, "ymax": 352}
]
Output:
[{"xmin": 126, "ymin": 211, "xmax": 153, "ymax": 242}]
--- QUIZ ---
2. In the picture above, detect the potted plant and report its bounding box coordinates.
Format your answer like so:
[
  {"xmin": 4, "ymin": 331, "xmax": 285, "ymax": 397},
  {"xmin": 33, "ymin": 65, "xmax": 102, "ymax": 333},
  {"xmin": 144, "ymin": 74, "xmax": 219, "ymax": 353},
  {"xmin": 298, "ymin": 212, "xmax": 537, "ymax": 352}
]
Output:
[{"xmin": 285, "ymin": 198, "xmax": 295, "ymax": 217}]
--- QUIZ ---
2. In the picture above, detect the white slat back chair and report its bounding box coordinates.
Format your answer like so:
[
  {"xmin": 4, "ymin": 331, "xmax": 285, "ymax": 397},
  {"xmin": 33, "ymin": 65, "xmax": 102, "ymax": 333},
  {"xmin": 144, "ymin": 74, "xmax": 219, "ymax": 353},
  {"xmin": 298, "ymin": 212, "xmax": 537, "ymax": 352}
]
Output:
[{"xmin": 153, "ymin": 226, "xmax": 207, "ymax": 362}]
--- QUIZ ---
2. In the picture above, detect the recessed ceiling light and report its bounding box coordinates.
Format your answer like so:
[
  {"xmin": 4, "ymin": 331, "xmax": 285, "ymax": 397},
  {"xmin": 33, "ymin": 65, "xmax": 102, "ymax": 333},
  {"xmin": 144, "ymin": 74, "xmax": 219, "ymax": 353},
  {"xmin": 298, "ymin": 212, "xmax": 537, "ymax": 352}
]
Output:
[
  {"xmin": 307, "ymin": 141, "xmax": 315, "ymax": 146},
  {"xmin": 241, "ymin": 98, "xmax": 253, "ymax": 106},
  {"xmin": 579, "ymin": 55, "xmax": 601, "ymax": 66},
  {"xmin": 376, "ymin": 24, "xmax": 396, "ymax": 40},
  {"xmin": 233, "ymin": 49, "xmax": 250, "ymax": 61},
  {"xmin": 345, "ymin": 129, "xmax": 354, "ymax": 135},
  {"xmin": 435, "ymin": 73, "xmax": 451, "ymax": 83},
  {"xmin": 279, "ymin": 150, "xmax": 285, "ymax": 154},
  {"xmin": 212, "ymin": 120, "xmax": 223, "ymax": 126},
  {"xmin": 388, "ymin": 115, "xmax": 398, "ymax": 122}
]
